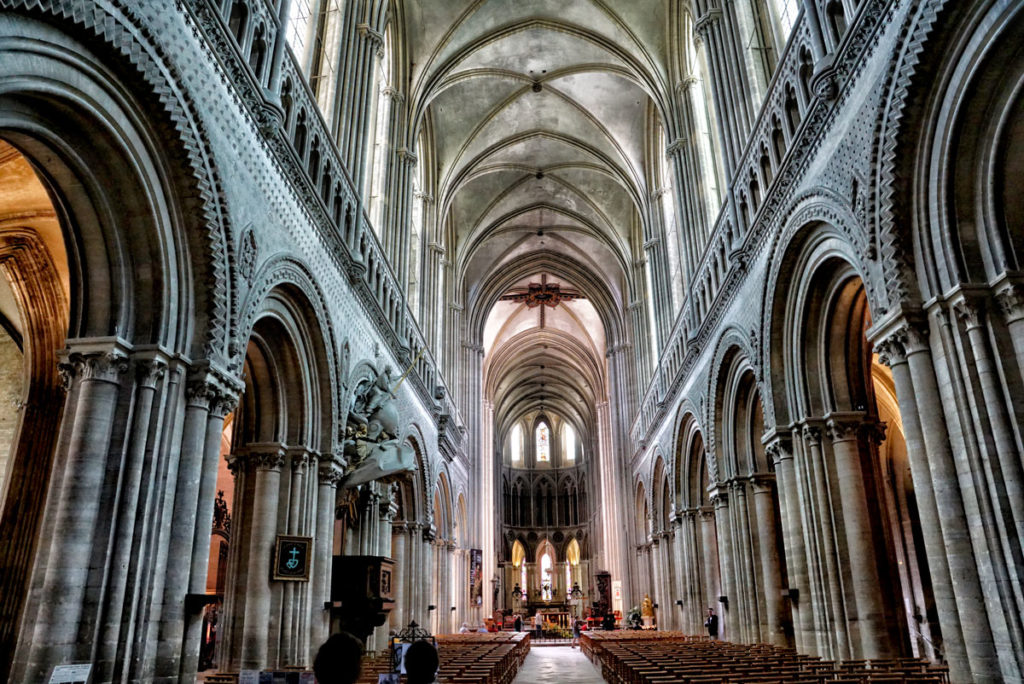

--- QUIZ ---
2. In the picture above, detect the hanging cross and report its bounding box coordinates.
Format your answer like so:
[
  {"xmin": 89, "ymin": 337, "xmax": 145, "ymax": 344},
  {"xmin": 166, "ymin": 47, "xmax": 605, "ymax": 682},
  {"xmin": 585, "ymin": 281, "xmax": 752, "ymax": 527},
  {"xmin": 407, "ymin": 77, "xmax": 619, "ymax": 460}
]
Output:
[{"xmin": 498, "ymin": 273, "xmax": 585, "ymax": 328}]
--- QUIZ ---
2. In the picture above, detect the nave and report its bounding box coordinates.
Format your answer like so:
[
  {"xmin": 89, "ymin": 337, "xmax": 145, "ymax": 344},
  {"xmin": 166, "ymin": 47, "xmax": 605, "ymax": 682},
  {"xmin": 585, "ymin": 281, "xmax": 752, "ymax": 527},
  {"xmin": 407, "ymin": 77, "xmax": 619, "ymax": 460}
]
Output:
[{"xmin": 0, "ymin": 0, "xmax": 1022, "ymax": 682}]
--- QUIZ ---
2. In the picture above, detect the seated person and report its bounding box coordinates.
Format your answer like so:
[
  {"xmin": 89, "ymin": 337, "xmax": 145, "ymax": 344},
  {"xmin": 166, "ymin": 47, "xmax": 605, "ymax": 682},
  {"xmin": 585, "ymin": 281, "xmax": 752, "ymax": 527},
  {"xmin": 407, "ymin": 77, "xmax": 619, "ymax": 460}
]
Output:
[
  {"xmin": 404, "ymin": 640, "xmax": 440, "ymax": 684},
  {"xmin": 458, "ymin": 622, "xmax": 472, "ymax": 634},
  {"xmin": 313, "ymin": 631, "xmax": 363, "ymax": 684}
]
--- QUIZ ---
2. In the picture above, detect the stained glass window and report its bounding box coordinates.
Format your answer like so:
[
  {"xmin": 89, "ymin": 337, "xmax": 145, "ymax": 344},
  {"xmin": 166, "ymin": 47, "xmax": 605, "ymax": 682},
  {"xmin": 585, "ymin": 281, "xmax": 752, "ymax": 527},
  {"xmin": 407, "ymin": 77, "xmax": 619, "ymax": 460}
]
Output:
[{"xmin": 536, "ymin": 422, "xmax": 550, "ymax": 462}]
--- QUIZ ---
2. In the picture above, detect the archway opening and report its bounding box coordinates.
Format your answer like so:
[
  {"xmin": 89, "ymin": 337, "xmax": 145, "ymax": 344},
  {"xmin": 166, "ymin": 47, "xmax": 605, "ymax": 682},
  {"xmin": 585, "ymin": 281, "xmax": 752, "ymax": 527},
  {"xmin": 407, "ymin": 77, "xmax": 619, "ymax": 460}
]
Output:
[
  {"xmin": 0, "ymin": 139, "xmax": 71, "ymax": 673},
  {"xmin": 793, "ymin": 257, "xmax": 938, "ymax": 660}
]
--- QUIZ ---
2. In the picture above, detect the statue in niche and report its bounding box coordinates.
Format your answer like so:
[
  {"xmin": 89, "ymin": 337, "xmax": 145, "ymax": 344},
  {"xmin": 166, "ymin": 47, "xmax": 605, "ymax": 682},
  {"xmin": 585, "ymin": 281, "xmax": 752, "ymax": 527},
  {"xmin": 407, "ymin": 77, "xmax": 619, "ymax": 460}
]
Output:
[{"xmin": 342, "ymin": 366, "xmax": 415, "ymax": 487}]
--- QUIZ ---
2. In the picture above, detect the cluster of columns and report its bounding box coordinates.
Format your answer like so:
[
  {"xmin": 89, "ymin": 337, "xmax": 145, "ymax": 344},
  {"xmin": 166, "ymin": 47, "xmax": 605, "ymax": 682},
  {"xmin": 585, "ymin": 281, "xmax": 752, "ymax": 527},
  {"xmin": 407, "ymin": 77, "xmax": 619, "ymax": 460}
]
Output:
[
  {"xmin": 387, "ymin": 524, "xmax": 444, "ymax": 634},
  {"xmin": 756, "ymin": 416, "xmax": 895, "ymax": 663},
  {"xmin": 9, "ymin": 340, "xmax": 243, "ymax": 683},
  {"xmin": 216, "ymin": 446, "xmax": 341, "ymax": 672},
  {"xmin": 867, "ymin": 295, "xmax": 1024, "ymax": 683},
  {"xmin": 641, "ymin": 475, "xmax": 785, "ymax": 644}
]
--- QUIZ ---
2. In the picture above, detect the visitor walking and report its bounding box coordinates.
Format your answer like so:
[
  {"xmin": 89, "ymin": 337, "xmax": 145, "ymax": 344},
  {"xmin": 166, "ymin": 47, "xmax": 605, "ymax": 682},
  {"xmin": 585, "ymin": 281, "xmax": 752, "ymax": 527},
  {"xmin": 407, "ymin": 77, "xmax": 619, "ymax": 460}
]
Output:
[{"xmin": 704, "ymin": 608, "xmax": 719, "ymax": 640}]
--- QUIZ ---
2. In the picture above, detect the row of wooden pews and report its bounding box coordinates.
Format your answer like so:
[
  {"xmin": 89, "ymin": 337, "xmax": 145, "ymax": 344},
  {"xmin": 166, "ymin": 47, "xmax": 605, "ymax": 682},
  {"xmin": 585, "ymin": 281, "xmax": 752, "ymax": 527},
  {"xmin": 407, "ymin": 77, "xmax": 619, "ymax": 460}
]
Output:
[
  {"xmin": 355, "ymin": 632, "xmax": 531, "ymax": 684},
  {"xmin": 582, "ymin": 632, "xmax": 950, "ymax": 684}
]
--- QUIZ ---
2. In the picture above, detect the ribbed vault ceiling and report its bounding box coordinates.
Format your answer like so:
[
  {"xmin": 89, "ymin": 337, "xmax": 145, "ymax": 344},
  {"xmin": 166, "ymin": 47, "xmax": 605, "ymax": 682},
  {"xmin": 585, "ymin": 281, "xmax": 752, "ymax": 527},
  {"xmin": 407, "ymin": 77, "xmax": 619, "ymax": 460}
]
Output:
[{"xmin": 407, "ymin": 0, "xmax": 668, "ymax": 442}]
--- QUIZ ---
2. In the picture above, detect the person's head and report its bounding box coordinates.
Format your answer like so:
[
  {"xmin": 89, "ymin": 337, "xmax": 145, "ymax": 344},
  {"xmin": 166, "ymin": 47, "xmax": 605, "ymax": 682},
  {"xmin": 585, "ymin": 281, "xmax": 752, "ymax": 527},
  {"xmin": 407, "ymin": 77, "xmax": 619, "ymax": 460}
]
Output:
[
  {"xmin": 404, "ymin": 640, "xmax": 440, "ymax": 684},
  {"xmin": 707, "ymin": 607, "xmax": 715, "ymax": 615},
  {"xmin": 313, "ymin": 631, "xmax": 363, "ymax": 684}
]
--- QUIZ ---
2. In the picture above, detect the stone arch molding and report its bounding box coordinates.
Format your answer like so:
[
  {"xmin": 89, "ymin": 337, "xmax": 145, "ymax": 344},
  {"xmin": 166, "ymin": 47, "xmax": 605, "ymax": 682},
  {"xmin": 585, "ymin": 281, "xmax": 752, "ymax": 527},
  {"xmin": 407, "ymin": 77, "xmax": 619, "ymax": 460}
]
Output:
[
  {"xmin": 760, "ymin": 196, "xmax": 878, "ymax": 429},
  {"xmin": 705, "ymin": 325, "xmax": 762, "ymax": 459},
  {"xmin": 239, "ymin": 255, "xmax": 344, "ymax": 448},
  {"xmin": 400, "ymin": 421, "xmax": 432, "ymax": 522},
  {"xmin": 0, "ymin": 0, "xmax": 234, "ymax": 360},
  {"xmin": 873, "ymin": 0, "xmax": 951, "ymax": 307}
]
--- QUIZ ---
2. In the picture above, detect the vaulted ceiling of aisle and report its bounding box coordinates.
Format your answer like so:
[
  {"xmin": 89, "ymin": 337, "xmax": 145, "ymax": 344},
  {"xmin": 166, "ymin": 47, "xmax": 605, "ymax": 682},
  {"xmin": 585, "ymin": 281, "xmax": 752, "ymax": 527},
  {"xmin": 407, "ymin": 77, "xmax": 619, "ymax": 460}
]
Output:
[{"xmin": 406, "ymin": 0, "xmax": 668, "ymax": 435}]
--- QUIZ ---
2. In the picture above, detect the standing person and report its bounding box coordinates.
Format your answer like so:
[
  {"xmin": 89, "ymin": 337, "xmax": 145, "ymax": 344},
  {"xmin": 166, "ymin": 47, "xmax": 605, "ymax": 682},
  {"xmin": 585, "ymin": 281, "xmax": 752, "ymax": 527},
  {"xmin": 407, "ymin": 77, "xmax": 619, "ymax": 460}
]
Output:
[
  {"xmin": 534, "ymin": 612, "xmax": 543, "ymax": 639},
  {"xmin": 513, "ymin": 614, "xmax": 522, "ymax": 632},
  {"xmin": 571, "ymin": 618, "xmax": 582, "ymax": 649},
  {"xmin": 704, "ymin": 608, "xmax": 719, "ymax": 640}
]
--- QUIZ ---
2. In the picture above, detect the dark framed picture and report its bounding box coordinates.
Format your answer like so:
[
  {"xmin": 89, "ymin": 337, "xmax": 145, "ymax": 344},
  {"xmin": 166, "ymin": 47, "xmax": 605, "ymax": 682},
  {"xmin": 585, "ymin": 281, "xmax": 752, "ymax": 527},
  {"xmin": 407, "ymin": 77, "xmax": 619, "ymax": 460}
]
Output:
[{"xmin": 272, "ymin": 535, "xmax": 312, "ymax": 581}]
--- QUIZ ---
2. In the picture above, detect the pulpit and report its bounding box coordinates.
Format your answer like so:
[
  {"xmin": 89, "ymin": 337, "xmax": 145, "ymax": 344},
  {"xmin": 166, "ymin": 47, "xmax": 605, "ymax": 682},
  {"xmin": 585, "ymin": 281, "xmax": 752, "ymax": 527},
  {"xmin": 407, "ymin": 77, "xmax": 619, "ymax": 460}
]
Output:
[{"xmin": 329, "ymin": 555, "xmax": 396, "ymax": 641}]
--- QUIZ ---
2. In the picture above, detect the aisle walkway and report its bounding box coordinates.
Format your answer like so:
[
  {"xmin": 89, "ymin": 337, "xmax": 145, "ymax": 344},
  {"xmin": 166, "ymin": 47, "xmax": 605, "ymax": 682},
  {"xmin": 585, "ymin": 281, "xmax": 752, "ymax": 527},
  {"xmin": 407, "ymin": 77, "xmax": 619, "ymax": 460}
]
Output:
[{"xmin": 511, "ymin": 646, "xmax": 606, "ymax": 683}]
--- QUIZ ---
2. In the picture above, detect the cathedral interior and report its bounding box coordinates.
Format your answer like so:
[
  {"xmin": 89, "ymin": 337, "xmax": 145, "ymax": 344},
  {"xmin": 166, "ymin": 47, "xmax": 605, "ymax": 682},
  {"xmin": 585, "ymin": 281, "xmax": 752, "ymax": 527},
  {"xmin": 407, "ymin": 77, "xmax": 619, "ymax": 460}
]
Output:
[{"xmin": 0, "ymin": 0, "xmax": 1022, "ymax": 682}]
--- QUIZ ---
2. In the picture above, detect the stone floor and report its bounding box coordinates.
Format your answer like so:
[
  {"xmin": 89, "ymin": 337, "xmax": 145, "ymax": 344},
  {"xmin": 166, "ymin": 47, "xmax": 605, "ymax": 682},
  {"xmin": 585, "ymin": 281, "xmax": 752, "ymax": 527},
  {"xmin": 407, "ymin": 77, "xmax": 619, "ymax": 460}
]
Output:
[{"xmin": 511, "ymin": 645, "xmax": 606, "ymax": 683}]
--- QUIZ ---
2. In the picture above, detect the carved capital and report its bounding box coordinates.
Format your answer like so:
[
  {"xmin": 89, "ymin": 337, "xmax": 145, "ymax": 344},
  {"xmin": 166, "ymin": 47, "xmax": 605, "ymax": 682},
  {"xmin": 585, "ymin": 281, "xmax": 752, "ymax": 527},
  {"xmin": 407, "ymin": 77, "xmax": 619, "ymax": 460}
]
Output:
[
  {"xmin": 953, "ymin": 298, "xmax": 987, "ymax": 331},
  {"xmin": 65, "ymin": 350, "xmax": 130, "ymax": 384},
  {"xmin": 357, "ymin": 23, "xmax": 384, "ymax": 50},
  {"xmin": 210, "ymin": 389, "xmax": 240, "ymax": 419},
  {"xmin": 249, "ymin": 446, "xmax": 286, "ymax": 472},
  {"xmin": 802, "ymin": 424, "xmax": 822, "ymax": 446},
  {"xmin": 185, "ymin": 379, "xmax": 217, "ymax": 409},
  {"xmin": 824, "ymin": 413, "xmax": 865, "ymax": 443},
  {"xmin": 319, "ymin": 461, "xmax": 345, "ymax": 487},
  {"xmin": 873, "ymin": 335, "xmax": 906, "ymax": 367},
  {"xmin": 135, "ymin": 357, "xmax": 168, "ymax": 389},
  {"xmin": 226, "ymin": 452, "xmax": 246, "ymax": 476},
  {"xmin": 288, "ymin": 447, "xmax": 311, "ymax": 472},
  {"xmin": 865, "ymin": 421, "xmax": 888, "ymax": 446},
  {"xmin": 666, "ymin": 138, "xmax": 688, "ymax": 157},
  {"xmin": 675, "ymin": 75, "xmax": 699, "ymax": 94},
  {"xmin": 763, "ymin": 435, "xmax": 792, "ymax": 465},
  {"xmin": 694, "ymin": 8, "xmax": 722, "ymax": 36},
  {"xmin": 995, "ymin": 283, "xmax": 1024, "ymax": 324},
  {"xmin": 749, "ymin": 475, "xmax": 774, "ymax": 495},
  {"xmin": 396, "ymin": 147, "xmax": 418, "ymax": 165}
]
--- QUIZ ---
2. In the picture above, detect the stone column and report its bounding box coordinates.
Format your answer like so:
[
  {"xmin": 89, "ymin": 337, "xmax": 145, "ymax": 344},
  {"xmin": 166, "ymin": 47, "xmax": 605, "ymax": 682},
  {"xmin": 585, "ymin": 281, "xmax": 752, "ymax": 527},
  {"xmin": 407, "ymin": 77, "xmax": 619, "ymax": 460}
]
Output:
[
  {"xmin": 240, "ymin": 446, "xmax": 285, "ymax": 670},
  {"xmin": 699, "ymin": 505, "xmax": 721, "ymax": 636},
  {"xmin": 24, "ymin": 347, "xmax": 128, "ymax": 678},
  {"xmin": 681, "ymin": 510, "xmax": 702, "ymax": 631},
  {"xmin": 181, "ymin": 378, "xmax": 239, "ymax": 679},
  {"xmin": 310, "ymin": 460, "xmax": 341, "ymax": 663},
  {"xmin": 338, "ymin": 17, "xmax": 385, "ymax": 193},
  {"xmin": 803, "ymin": 423, "xmax": 846, "ymax": 659},
  {"xmin": 391, "ymin": 522, "xmax": 408, "ymax": 632},
  {"xmin": 995, "ymin": 283, "xmax": 1024, "ymax": 382},
  {"xmin": 694, "ymin": 7, "xmax": 739, "ymax": 176},
  {"xmin": 751, "ymin": 477, "xmax": 785, "ymax": 646},
  {"xmin": 766, "ymin": 434, "xmax": 807, "ymax": 650},
  {"xmin": 874, "ymin": 333, "xmax": 969, "ymax": 680},
  {"xmin": 730, "ymin": 480, "xmax": 757, "ymax": 642},
  {"xmin": 825, "ymin": 414, "xmax": 890, "ymax": 659},
  {"xmin": 898, "ymin": 317, "xmax": 1002, "ymax": 680},
  {"xmin": 954, "ymin": 299, "xmax": 1024, "ymax": 549},
  {"xmin": 94, "ymin": 355, "xmax": 167, "ymax": 681},
  {"xmin": 800, "ymin": 0, "xmax": 828, "ymax": 61},
  {"xmin": 279, "ymin": 448, "xmax": 310, "ymax": 666},
  {"xmin": 263, "ymin": 0, "xmax": 292, "ymax": 102}
]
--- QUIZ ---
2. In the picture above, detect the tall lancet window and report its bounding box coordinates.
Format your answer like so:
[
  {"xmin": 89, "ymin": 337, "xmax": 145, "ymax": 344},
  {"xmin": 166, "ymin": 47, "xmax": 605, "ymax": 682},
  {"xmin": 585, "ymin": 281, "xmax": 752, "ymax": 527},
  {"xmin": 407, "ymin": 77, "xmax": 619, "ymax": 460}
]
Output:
[
  {"xmin": 539, "ymin": 550, "xmax": 553, "ymax": 600},
  {"xmin": 365, "ymin": 24, "xmax": 392, "ymax": 235},
  {"xmin": 536, "ymin": 422, "xmax": 550, "ymax": 463},
  {"xmin": 563, "ymin": 424, "xmax": 576, "ymax": 463},
  {"xmin": 288, "ymin": 0, "xmax": 344, "ymax": 119},
  {"xmin": 510, "ymin": 424, "xmax": 524, "ymax": 464}
]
